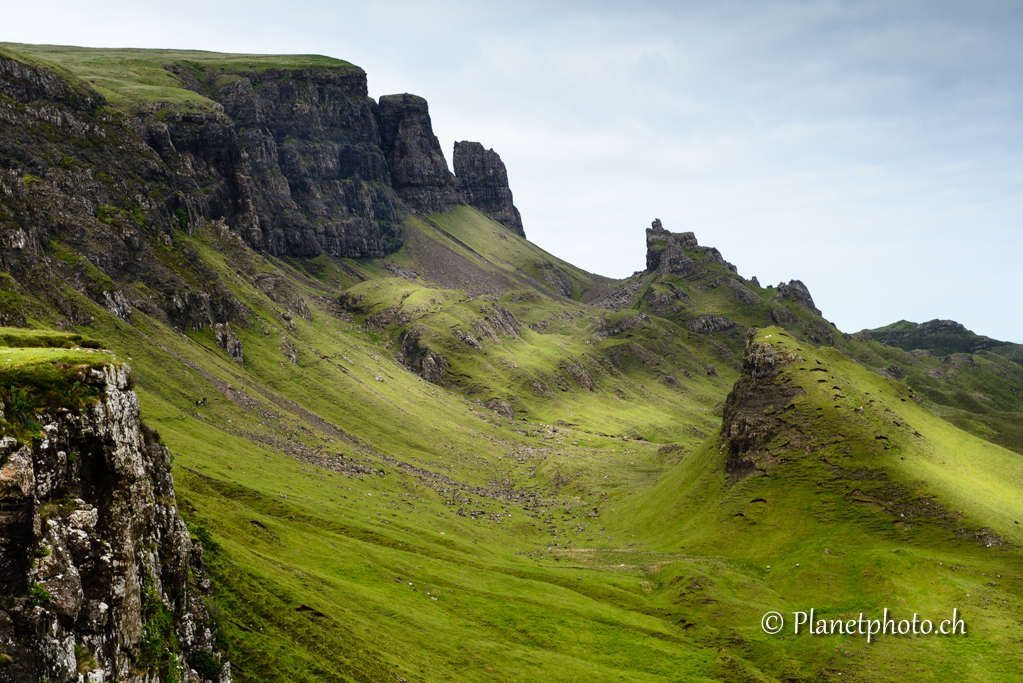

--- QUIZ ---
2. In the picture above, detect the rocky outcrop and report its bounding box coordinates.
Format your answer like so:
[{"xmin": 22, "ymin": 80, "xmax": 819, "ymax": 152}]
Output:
[
  {"xmin": 595, "ymin": 312, "xmax": 650, "ymax": 338},
  {"xmin": 0, "ymin": 365, "xmax": 229, "ymax": 682},
  {"xmin": 686, "ymin": 315, "xmax": 738, "ymax": 335},
  {"xmin": 645, "ymin": 220, "xmax": 736, "ymax": 276},
  {"xmin": 646, "ymin": 220, "xmax": 698, "ymax": 274},
  {"xmin": 480, "ymin": 305, "xmax": 521, "ymax": 337},
  {"xmin": 214, "ymin": 322, "xmax": 244, "ymax": 365},
  {"xmin": 399, "ymin": 326, "xmax": 449, "ymax": 382},
  {"xmin": 377, "ymin": 94, "xmax": 460, "ymax": 214},
  {"xmin": 160, "ymin": 65, "xmax": 407, "ymax": 260},
  {"xmin": 773, "ymin": 280, "xmax": 820, "ymax": 316},
  {"xmin": 0, "ymin": 50, "xmax": 400, "ymax": 335},
  {"xmin": 727, "ymin": 280, "xmax": 759, "ymax": 305},
  {"xmin": 485, "ymin": 398, "xmax": 514, "ymax": 418},
  {"xmin": 561, "ymin": 362, "xmax": 597, "ymax": 391},
  {"xmin": 453, "ymin": 142, "xmax": 524, "ymax": 237},
  {"xmin": 720, "ymin": 332, "xmax": 805, "ymax": 481}
]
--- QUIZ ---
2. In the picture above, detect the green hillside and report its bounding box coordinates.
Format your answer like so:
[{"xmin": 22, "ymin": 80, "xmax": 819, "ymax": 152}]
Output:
[
  {"xmin": 2, "ymin": 43, "xmax": 1022, "ymax": 683},
  {"xmin": 1, "ymin": 42, "xmax": 355, "ymax": 114}
]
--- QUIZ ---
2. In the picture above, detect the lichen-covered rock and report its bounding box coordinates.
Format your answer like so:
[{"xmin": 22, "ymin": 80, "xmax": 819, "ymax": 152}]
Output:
[
  {"xmin": 453, "ymin": 142, "xmax": 524, "ymax": 237},
  {"xmin": 0, "ymin": 365, "xmax": 229, "ymax": 683}
]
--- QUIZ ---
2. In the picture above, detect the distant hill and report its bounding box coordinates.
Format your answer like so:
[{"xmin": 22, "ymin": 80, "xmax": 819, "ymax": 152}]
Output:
[{"xmin": 862, "ymin": 319, "xmax": 1016, "ymax": 357}]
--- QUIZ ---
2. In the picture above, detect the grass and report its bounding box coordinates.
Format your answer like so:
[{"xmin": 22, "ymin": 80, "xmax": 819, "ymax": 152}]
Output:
[
  {"xmin": 0, "ymin": 43, "xmax": 358, "ymax": 114},
  {"xmin": 3, "ymin": 207, "xmax": 1022, "ymax": 681},
  {"xmin": 0, "ymin": 327, "xmax": 115, "ymax": 439}
]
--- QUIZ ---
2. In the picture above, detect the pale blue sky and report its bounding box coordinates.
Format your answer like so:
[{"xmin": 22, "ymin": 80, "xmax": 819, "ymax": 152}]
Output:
[{"xmin": 7, "ymin": 1, "xmax": 1022, "ymax": 340}]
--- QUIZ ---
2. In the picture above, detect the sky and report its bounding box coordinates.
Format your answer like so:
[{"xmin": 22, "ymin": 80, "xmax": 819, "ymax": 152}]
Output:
[{"xmin": 7, "ymin": 1, "xmax": 1023, "ymax": 341}]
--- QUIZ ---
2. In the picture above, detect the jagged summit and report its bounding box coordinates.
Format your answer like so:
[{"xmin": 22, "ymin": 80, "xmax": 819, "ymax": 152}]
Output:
[
  {"xmin": 377, "ymin": 94, "xmax": 460, "ymax": 214},
  {"xmin": 644, "ymin": 219, "xmax": 736, "ymax": 275}
]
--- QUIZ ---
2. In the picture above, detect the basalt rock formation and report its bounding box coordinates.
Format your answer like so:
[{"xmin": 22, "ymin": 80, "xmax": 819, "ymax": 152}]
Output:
[
  {"xmin": 645, "ymin": 219, "xmax": 736, "ymax": 276},
  {"xmin": 0, "ymin": 47, "xmax": 528, "ymax": 340},
  {"xmin": 377, "ymin": 94, "xmax": 460, "ymax": 214},
  {"xmin": 453, "ymin": 141, "xmax": 524, "ymax": 237},
  {"xmin": 163, "ymin": 63, "xmax": 407, "ymax": 259},
  {"xmin": 0, "ymin": 365, "xmax": 229, "ymax": 682}
]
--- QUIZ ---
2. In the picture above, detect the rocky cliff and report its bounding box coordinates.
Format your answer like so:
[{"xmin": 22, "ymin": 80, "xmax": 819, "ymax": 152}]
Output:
[
  {"xmin": 644, "ymin": 219, "xmax": 736, "ymax": 276},
  {"xmin": 0, "ymin": 364, "xmax": 228, "ymax": 682},
  {"xmin": 772, "ymin": 280, "xmax": 820, "ymax": 316},
  {"xmin": 0, "ymin": 47, "xmax": 527, "ymax": 339},
  {"xmin": 377, "ymin": 94, "xmax": 460, "ymax": 214},
  {"xmin": 161, "ymin": 63, "xmax": 407, "ymax": 259},
  {"xmin": 453, "ymin": 141, "xmax": 524, "ymax": 237}
]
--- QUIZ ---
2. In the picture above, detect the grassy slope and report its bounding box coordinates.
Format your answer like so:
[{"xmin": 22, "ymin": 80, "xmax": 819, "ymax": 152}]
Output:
[
  {"xmin": 2, "ymin": 205, "xmax": 1020, "ymax": 681},
  {"xmin": 620, "ymin": 255, "xmax": 1023, "ymax": 457},
  {"xmin": 618, "ymin": 328, "xmax": 1023, "ymax": 681},
  {"xmin": 18, "ymin": 212, "xmax": 724, "ymax": 682},
  {"xmin": 2, "ymin": 40, "xmax": 1020, "ymax": 674}
]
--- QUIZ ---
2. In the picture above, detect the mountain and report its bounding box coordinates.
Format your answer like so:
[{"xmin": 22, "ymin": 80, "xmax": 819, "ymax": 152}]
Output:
[
  {"xmin": 862, "ymin": 319, "xmax": 1017, "ymax": 357},
  {"xmin": 1, "ymin": 43, "xmax": 1021, "ymax": 682}
]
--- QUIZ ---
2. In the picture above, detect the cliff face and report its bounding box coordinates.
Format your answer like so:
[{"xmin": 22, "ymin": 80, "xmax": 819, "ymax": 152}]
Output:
[
  {"xmin": 0, "ymin": 52, "xmax": 400, "ymax": 337},
  {"xmin": 377, "ymin": 94, "xmax": 460, "ymax": 214},
  {"xmin": 453, "ymin": 142, "xmax": 524, "ymax": 237},
  {"xmin": 0, "ymin": 48, "xmax": 528, "ymax": 339},
  {"xmin": 773, "ymin": 280, "xmax": 820, "ymax": 316},
  {"xmin": 157, "ymin": 64, "xmax": 407, "ymax": 259},
  {"xmin": 0, "ymin": 365, "xmax": 228, "ymax": 682}
]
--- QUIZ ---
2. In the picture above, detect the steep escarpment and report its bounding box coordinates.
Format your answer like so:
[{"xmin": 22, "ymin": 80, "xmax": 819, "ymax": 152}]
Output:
[
  {"xmin": 452, "ymin": 141, "xmax": 524, "ymax": 237},
  {"xmin": 0, "ymin": 46, "xmax": 535, "ymax": 341},
  {"xmin": 161, "ymin": 63, "xmax": 407, "ymax": 259},
  {"xmin": 377, "ymin": 94, "xmax": 460, "ymax": 214},
  {"xmin": 0, "ymin": 364, "xmax": 228, "ymax": 682}
]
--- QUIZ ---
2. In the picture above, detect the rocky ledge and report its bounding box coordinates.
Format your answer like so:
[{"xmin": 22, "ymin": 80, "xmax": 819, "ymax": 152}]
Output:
[{"xmin": 0, "ymin": 365, "xmax": 229, "ymax": 683}]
